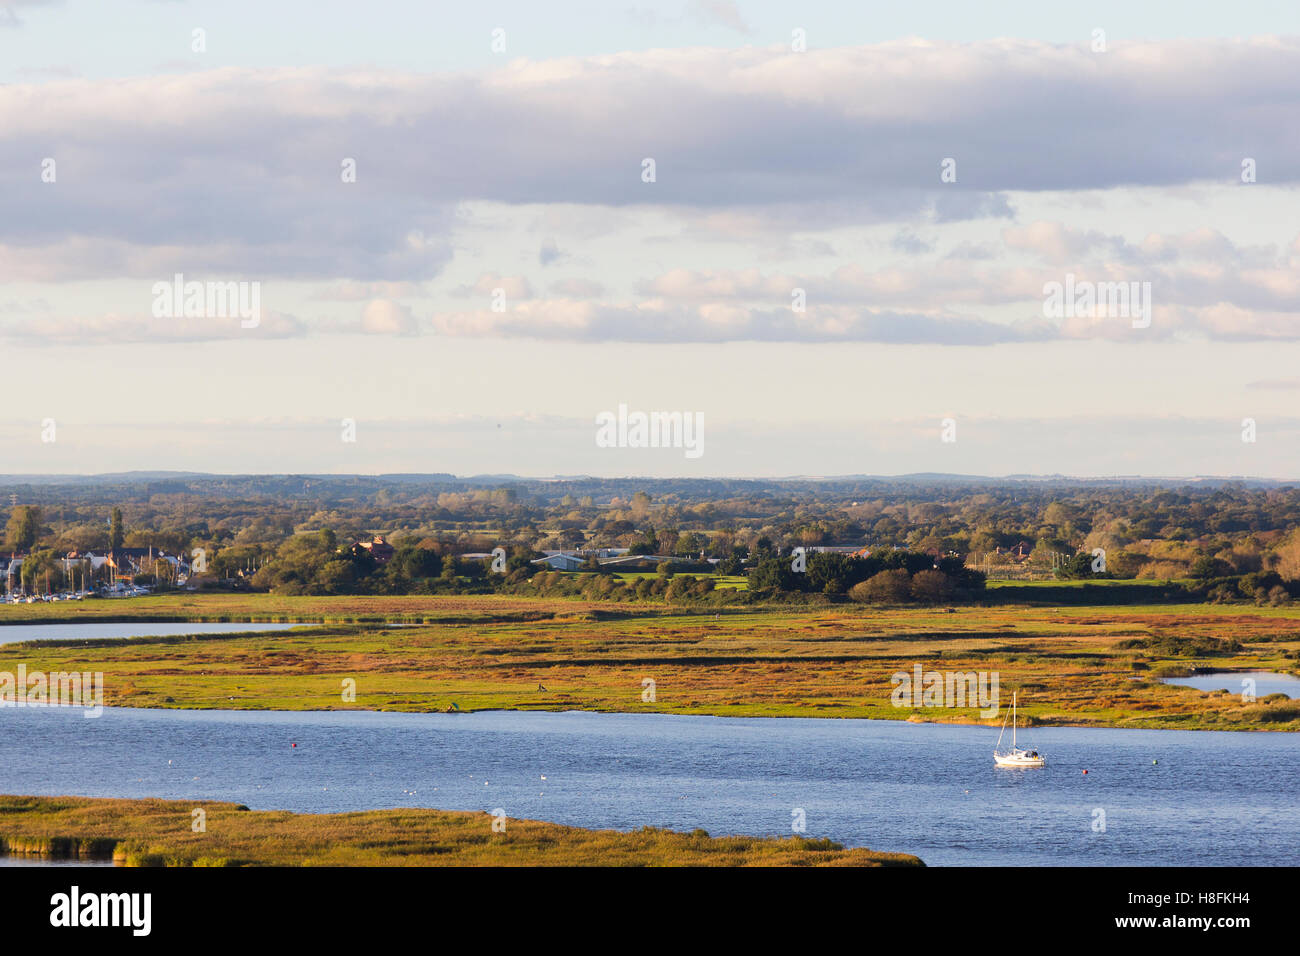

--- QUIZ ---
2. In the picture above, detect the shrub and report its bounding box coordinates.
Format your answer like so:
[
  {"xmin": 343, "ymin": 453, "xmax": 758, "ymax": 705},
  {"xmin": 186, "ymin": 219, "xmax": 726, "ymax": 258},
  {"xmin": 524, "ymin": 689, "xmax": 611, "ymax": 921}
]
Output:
[
  {"xmin": 1256, "ymin": 701, "xmax": 1300, "ymax": 723},
  {"xmin": 850, "ymin": 569, "xmax": 912, "ymax": 604},
  {"xmin": 909, "ymin": 569, "xmax": 954, "ymax": 603}
]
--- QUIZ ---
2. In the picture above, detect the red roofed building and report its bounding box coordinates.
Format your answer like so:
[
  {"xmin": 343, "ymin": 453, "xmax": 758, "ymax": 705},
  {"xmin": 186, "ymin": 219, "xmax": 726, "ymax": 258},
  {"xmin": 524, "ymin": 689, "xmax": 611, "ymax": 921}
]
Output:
[{"xmin": 352, "ymin": 535, "xmax": 396, "ymax": 564}]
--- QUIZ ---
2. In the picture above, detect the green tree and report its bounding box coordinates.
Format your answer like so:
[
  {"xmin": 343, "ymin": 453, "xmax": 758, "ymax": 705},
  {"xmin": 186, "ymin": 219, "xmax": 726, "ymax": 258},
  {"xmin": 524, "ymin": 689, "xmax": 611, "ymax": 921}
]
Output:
[
  {"xmin": 1056, "ymin": 552, "xmax": 1097, "ymax": 579},
  {"xmin": 746, "ymin": 555, "xmax": 797, "ymax": 591},
  {"xmin": 5, "ymin": 505, "xmax": 41, "ymax": 551},
  {"xmin": 1189, "ymin": 555, "xmax": 1230, "ymax": 580},
  {"xmin": 19, "ymin": 549, "xmax": 66, "ymax": 591},
  {"xmin": 109, "ymin": 507, "xmax": 125, "ymax": 550}
]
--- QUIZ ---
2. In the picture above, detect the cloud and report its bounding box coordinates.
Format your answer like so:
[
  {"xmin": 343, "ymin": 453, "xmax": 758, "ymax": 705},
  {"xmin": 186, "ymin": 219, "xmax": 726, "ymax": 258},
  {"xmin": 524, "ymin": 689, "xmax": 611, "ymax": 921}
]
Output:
[
  {"xmin": 0, "ymin": 310, "xmax": 308, "ymax": 346},
  {"xmin": 428, "ymin": 298, "xmax": 1054, "ymax": 344},
  {"xmin": 547, "ymin": 277, "xmax": 606, "ymax": 298},
  {"xmin": 890, "ymin": 231, "xmax": 935, "ymax": 256},
  {"xmin": 0, "ymin": 229, "xmax": 453, "ymax": 284},
  {"xmin": 1002, "ymin": 222, "xmax": 1268, "ymax": 268},
  {"xmin": 451, "ymin": 274, "xmax": 535, "ymax": 301},
  {"xmin": 538, "ymin": 237, "xmax": 565, "ymax": 266},
  {"xmin": 612, "ymin": 232, "xmax": 1300, "ymax": 342},
  {"xmin": 0, "ymin": 0, "xmax": 55, "ymax": 28},
  {"xmin": 945, "ymin": 241, "xmax": 998, "ymax": 261},
  {"xmin": 310, "ymin": 280, "xmax": 428, "ymax": 301},
  {"xmin": 3, "ymin": 37, "xmax": 1299, "ymax": 280},
  {"xmin": 0, "ymin": 297, "xmax": 51, "ymax": 313},
  {"xmin": 1136, "ymin": 228, "xmax": 1244, "ymax": 264},
  {"xmin": 687, "ymin": 0, "xmax": 752, "ymax": 34},
  {"xmin": 1003, "ymin": 221, "xmax": 1126, "ymax": 264},
  {"xmin": 634, "ymin": 264, "xmax": 1030, "ymax": 308},
  {"xmin": 1167, "ymin": 304, "xmax": 1300, "ymax": 341},
  {"xmin": 360, "ymin": 298, "xmax": 416, "ymax": 335},
  {"xmin": 1246, "ymin": 377, "xmax": 1300, "ymax": 390}
]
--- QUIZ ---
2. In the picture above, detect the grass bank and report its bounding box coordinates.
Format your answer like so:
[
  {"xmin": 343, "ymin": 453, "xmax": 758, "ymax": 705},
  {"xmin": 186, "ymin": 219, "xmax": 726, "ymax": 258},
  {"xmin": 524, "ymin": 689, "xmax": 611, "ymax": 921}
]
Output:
[{"xmin": 0, "ymin": 795, "xmax": 922, "ymax": 867}]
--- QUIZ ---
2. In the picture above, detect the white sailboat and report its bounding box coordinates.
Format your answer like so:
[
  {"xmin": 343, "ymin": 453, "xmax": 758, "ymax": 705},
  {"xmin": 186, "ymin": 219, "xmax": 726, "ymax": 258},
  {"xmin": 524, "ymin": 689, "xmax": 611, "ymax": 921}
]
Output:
[{"xmin": 994, "ymin": 691, "xmax": 1044, "ymax": 767}]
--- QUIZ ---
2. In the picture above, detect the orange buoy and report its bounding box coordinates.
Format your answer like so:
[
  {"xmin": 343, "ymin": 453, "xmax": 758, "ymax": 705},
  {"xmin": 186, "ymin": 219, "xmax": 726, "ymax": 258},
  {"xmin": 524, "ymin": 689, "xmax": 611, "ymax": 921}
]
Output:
[
  {"xmin": 291, "ymin": 742, "xmax": 297, "ymax": 748},
  {"xmin": 1082, "ymin": 769, "xmax": 1088, "ymax": 774}
]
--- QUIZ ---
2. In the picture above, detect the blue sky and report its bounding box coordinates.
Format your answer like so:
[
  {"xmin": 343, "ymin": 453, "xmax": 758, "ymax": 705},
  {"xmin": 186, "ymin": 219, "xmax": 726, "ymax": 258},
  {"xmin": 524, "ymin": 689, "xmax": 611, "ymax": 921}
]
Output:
[{"xmin": 2, "ymin": 1, "xmax": 1299, "ymax": 477}]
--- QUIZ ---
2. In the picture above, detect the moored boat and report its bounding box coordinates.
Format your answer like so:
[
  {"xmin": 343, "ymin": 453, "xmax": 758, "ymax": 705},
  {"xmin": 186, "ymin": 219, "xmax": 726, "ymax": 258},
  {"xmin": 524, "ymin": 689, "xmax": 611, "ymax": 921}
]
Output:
[{"xmin": 994, "ymin": 691, "xmax": 1045, "ymax": 767}]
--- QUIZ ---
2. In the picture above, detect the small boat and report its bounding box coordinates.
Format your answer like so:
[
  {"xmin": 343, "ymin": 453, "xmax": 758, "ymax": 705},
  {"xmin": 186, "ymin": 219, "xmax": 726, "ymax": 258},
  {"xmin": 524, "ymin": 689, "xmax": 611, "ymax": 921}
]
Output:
[{"xmin": 994, "ymin": 692, "xmax": 1044, "ymax": 768}]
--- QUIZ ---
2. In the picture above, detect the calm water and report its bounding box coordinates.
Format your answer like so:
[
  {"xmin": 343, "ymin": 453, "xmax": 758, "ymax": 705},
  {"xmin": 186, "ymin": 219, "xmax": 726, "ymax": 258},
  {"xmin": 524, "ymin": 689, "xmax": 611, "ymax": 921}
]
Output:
[
  {"xmin": 1163, "ymin": 670, "xmax": 1300, "ymax": 699},
  {"xmin": 1, "ymin": 707, "xmax": 1296, "ymax": 866},
  {"xmin": 0, "ymin": 857, "xmax": 113, "ymax": 867},
  {"xmin": 0, "ymin": 622, "xmax": 301, "ymax": 646}
]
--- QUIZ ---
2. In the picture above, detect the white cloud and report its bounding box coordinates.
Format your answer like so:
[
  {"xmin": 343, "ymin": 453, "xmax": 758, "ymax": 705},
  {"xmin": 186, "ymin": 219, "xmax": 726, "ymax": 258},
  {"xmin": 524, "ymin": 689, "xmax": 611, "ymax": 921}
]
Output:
[
  {"xmin": 360, "ymin": 298, "xmax": 416, "ymax": 335},
  {"xmin": 2, "ymin": 37, "xmax": 1298, "ymax": 281}
]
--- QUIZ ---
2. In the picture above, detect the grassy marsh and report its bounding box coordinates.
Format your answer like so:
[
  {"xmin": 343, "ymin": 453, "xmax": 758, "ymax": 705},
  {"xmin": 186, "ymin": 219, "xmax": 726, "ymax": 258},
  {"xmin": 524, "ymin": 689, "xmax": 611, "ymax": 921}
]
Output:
[
  {"xmin": 1, "ymin": 592, "xmax": 1297, "ymax": 730},
  {"xmin": 0, "ymin": 795, "xmax": 922, "ymax": 867}
]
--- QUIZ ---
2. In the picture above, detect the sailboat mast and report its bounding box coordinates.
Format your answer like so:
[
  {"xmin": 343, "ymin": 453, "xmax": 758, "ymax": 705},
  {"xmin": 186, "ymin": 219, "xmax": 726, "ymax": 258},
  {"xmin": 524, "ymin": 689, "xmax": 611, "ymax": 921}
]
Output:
[{"xmin": 1012, "ymin": 692, "xmax": 1017, "ymax": 749}]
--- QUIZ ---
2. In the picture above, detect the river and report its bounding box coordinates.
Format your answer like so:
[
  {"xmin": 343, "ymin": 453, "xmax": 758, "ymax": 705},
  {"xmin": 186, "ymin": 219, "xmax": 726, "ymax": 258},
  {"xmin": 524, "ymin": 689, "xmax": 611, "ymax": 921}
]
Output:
[
  {"xmin": 0, "ymin": 622, "xmax": 302, "ymax": 646},
  {"xmin": 1, "ymin": 706, "xmax": 1295, "ymax": 866}
]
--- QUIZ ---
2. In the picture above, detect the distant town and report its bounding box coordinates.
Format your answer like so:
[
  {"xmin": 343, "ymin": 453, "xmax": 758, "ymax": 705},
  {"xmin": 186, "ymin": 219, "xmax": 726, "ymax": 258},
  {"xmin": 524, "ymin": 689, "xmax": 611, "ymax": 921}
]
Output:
[{"xmin": 4, "ymin": 473, "xmax": 1297, "ymax": 606}]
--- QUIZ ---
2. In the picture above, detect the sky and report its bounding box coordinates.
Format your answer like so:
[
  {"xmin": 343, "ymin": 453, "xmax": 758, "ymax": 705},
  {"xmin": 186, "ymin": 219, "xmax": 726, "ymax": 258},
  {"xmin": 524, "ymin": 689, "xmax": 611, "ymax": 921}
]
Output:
[{"xmin": 2, "ymin": 1, "xmax": 1300, "ymax": 478}]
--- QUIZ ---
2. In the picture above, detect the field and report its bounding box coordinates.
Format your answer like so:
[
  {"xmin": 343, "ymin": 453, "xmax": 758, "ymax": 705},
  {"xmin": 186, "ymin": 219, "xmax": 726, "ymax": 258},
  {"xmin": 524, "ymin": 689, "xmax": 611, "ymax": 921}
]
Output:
[
  {"xmin": 2, "ymin": 590, "xmax": 1298, "ymax": 730},
  {"xmin": 0, "ymin": 795, "xmax": 921, "ymax": 866}
]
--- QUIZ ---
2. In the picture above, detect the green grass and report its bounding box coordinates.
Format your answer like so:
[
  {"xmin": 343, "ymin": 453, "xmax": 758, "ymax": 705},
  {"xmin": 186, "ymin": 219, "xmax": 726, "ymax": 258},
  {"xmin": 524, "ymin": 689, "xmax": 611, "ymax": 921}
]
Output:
[{"xmin": 710, "ymin": 575, "xmax": 749, "ymax": 590}]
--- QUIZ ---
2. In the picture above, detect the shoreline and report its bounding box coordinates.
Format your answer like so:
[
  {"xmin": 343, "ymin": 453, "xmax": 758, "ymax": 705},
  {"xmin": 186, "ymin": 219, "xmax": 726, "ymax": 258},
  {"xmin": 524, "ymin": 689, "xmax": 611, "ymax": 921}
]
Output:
[{"xmin": 5, "ymin": 698, "xmax": 1298, "ymax": 735}]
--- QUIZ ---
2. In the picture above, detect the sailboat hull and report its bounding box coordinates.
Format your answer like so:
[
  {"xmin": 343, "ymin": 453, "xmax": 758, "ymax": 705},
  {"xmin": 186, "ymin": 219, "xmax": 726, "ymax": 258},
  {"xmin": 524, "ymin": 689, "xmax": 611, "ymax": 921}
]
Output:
[{"xmin": 994, "ymin": 751, "xmax": 1045, "ymax": 768}]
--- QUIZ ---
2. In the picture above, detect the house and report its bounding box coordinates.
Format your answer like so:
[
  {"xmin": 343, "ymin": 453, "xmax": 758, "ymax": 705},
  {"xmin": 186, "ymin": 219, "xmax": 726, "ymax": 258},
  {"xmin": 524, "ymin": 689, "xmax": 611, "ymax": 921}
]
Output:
[
  {"xmin": 99, "ymin": 548, "xmax": 166, "ymax": 575},
  {"xmin": 530, "ymin": 552, "xmax": 586, "ymax": 571},
  {"xmin": 351, "ymin": 535, "xmax": 395, "ymax": 564},
  {"xmin": 579, "ymin": 547, "xmax": 630, "ymax": 559},
  {"xmin": 596, "ymin": 554, "xmax": 662, "ymax": 570},
  {"xmin": 597, "ymin": 554, "xmax": 710, "ymax": 571},
  {"xmin": 988, "ymin": 541, "xmax": 1035, "ymax": 563},
  {"xmin": 51, "ymin": 548, "xmax": 189, "ymax": 588}
]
